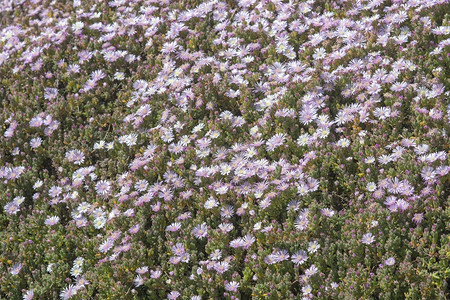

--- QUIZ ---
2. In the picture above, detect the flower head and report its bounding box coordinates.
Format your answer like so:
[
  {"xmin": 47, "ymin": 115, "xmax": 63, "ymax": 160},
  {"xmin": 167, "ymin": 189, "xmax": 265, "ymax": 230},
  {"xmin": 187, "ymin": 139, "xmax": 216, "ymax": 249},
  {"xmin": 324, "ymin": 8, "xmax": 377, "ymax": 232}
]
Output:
[{"xmin": 385, "ymin": 257, "xmax": 396, "ymax": 266}]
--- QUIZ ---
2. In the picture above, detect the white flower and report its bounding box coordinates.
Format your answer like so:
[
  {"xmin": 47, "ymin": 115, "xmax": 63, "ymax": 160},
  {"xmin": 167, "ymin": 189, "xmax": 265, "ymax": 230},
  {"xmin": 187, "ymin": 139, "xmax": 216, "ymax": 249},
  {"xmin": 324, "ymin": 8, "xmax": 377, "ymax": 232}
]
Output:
[
  {"xmin": 33, "ymin": 180, "xmax": 43, "ymax": 189},
  {"xmin": 253, "ymin": 222, "xmax": 262, "ymax": 231},
  {"xmin": 72, "ymin": 21, "xmax": 84, "ymax": 31},
  {"xmin": 45, "ymin": 216, "xmax": 60, "ymax": 226},
  {"xmin": 73, "ymin": 257, "xmax": 84, "ymax": 267},
  {"xmin": 366, "ymin": 182, "xmax": 377, "ymax": 192},
  {"xmin": 70, "ymin": 266, "xmax": 83, "ymax": 277},
  {"xmin": 10, "ymin": 263, "xmax": 22, "ymax": 276},
  {"xmin": 192, "ymin": 123, "xmax": 204, "ymax": 133},
  {"xmin": 361, "ymin": 233, "xmax": 375, "ymax": 245},
  {"xmin": 134, "ymin": 275, "xmax": 144, "ymax": 287},
  {"xmin": 204, "ymin": 198, "xmax": 218, "ymax": 209},
  {"xmin": 302, "ymin": 284, "xmax": 312, "ymax": 295},
  {"xmin": 365, "ymin": 156, "xmax": 375, "ymax": 164},
  {"xmin": 337, "ymin": 138, "xmax": 350, "ymax": 147},
  {"xmin": 297, "ymin": 134, "xmax": 309, "ymax": 146},
  {"xmin": 250, "ymin": 126, "xmax": 259, "ymax": 136},
  {"xmin": 13, "ymin": 196, "xmax": 25, "ymax": 205},
  {"xmin": 93, "ymin": 140, "xmax": 105, "ymax": 149},
  {"xmin": 47, "ymin": 263, "xmax": 55, "ymax": 273},
  {"xmin": 93, "ymin": 216, "xmax": 106, "ymax": 229},
  {"xmin": 114, "ymin": 72, "xmax": 125, "ymax": 80},
  {"xmin": 105, "ymin": 142, "xmax": 114, "ymax": 150},
  {"xmin": 307, "ymin": 241, "xmax": 320, "ymax": 253}
]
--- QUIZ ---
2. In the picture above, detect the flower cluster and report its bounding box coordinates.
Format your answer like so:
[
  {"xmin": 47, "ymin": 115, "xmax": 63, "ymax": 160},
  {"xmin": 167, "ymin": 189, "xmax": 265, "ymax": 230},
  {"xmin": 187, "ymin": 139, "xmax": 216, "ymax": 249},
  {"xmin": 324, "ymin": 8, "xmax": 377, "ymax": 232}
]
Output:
[{"xmin": 0, "ymin": 0, "xmax": 448, "ymax": 299}]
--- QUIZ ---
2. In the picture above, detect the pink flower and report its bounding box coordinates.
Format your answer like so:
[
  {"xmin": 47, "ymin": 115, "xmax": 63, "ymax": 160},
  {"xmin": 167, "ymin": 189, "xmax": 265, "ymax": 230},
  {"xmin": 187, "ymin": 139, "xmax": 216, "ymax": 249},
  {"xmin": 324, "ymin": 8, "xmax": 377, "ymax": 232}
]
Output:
[
  {"xmin": 385, "ymin": 257, "xmax": 396, "ymax": 266},
  {"xmin": 192, "ymin": 223, "xmax": 208, "ymax": 239}
]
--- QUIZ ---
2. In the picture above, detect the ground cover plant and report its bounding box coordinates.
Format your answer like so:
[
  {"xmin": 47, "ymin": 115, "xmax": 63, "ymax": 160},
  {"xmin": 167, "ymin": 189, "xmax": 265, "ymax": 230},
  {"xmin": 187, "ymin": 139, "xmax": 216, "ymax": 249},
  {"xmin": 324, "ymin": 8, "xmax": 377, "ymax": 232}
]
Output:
[{"xmin": 0, "ymin": 0, "xmax": 449, "ymax": 299}]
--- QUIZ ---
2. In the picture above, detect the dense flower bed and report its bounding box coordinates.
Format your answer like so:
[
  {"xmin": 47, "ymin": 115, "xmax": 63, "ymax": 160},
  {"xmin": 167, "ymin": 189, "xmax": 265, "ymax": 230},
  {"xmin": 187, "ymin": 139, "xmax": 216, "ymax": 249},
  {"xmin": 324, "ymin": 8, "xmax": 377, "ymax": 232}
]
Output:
[{"xmin": 0, "ymin": 0, "xmax": 449, "ymax": 299}]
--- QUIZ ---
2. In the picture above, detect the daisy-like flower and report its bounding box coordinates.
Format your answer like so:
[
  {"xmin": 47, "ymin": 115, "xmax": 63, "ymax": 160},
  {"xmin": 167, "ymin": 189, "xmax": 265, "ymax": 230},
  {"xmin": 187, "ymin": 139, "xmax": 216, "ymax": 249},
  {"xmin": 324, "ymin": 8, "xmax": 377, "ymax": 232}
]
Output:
[
  {"xmin": 366, "ymin": 182, "xmax": 377, "ymax": 192},
  {"xmin": 302, "ymin": 284, "xmax": 312, "ymax": 295},
  {"xmin": 70, "ymin": 266, "xmax": 83, "ymax": 277},
  {"xmin": 304, "ymin": 264, "xmax": 318, "ymax": 277},
  {"xmin": 95, "ymin": 180, "xmax": 111, "ymax": 196},
  {"xmin": 48, "ymin": 186, "xmax": 62, "ymax": 198},
  {"xmin": 93, "ymin": 140, "xmax": 105, "ymax": 149},
  {"xmin": 33, "ymin": 179, "xmax": 44, "ymax": 190},
  {"xmin": 214, "ymin": 261, "xmax": 230, "ymax": 274},
  {"xmin": 361, "ymin": 233, "xmax": 375, "ymax": 245},
  {"xmin": 93, "ymin": 216, "xmax": 106, "ymax": 229},
  {"xmin": 220, "ymin": 205, "xmax": 234, "ymax": 218},
  {"xmin": 313, "ymin": 47, "xmax": 327, "ymax": 60},
  {"xmin": 230, "ymin": 237, "xmax": 245, "ymax": 248},
  {"xmin": 167, "ymin": 291, "xmax": 180, "ymax": 300},
  {"xmin": 129, "ymin": 224, "xmax": 140, "ymax": 234},
  {"xmin": 259, "ymin": 198, "xmax": 271, "ymax": 209},
  {"xmin": 92, "ymin": 207, "xmax": 105, "ymax": 219},
  {"xmin": 99, "ymin": 238, "xmax": 114, "ymax": 253},
  {"xmin": 210, "ymin": 249, "xmax": 222, "ymax": 261},
  {"xmin": 225, "ymin": 281, "xmax": 240, "ymax": 292},
  {"xmin": 74, "ymin": 217, "xmax": 87, "ymax": 228},
  {"xmin": 294, "ymin": 214, "xmax": 309, "ymax": 231},
  {"xmin": 75, "ymin": 276, "xmax": 89, "ymax": 289},
  {"xmin": 412, "ymin": 213, "xmax": 424, "ymax": 224},
  {"xmin": 385, "ymin": 257, "xmax": 396, "ymax": 266},
  {"xmin": 67, "ymin": 64, "xmax": 80, "ymax": 74},
  {"xmin": 378, "ymin": 154, "xmax": 391, "ymax": 165},
  {"xmin": 134, "ymin": 180, "xmax": 148, "ymax": 192},
  {"xmin": 242, "ymin": 234, "xmax": 255, "ymax": 248},
  {"xmin": 337, "ymin": 138, "xmax": 351, "ymax": 147},
  {"xmin": 192, "ymin": 223, "xmax": 208, "ymax": 239},
  {"xmin": 299, "ymin": 108, "xmax": 317, "ymax": 125},
  {"xmin": 90, "ymin": 70, "xmax": 105, "ymax": 81},
  {"xmin": 45, "ymin": 216, "xmax": 60, "ymax": 226},
  {"xmin": 396, "ymin": 199, "xmax": 409, "ymax": 211},
  {"xmin": 23, "ymin": 290, "xmax": 34, "ymax": 300},
  {"xmin": 10, "ymin": 263, "xmax": 22, "ymax": 276},
  {"xmin": 321, "ymin": 208, "xmax": 335, "ymax": 217},
  {"xmin": 71, "ymin": 21, "xmax": 84, "ymax": 32},
  {"xmin": 13, "ymin": 196, "xmax": 25, "ymax": 205},
  {"xmin": 44, "ymin": 88, "xmax": 58, "ymax": 100},
  {"xmin": 59, "ymin": 284, "xmax": 77, "ymax": 300},
  {"xmin": 166, "ymin": 222, "xmax": 182, "ymax": 232},
  {"xmin": 297, "ymin": 133, "xmax": 310, "ymax": 146},
  {"xmin": 46, "ymin": 263, "xmax": 55, "ymax": 273},
  {"xmin": 273, "ymin": 249, "xmax": 290, "ymax": 262},
  {"xmin": 105, "ymin": 142, "xmax": 114, "ymax": 150},
  {"xmin": 291, "ymin": 250, "xmax": 308, "ymax": 265},
  {"xmin": 204, "ymin": 198, "xmax": 218, "ymax": 209},
  {"xmin": 265, "ymin": 133, "xmax": 286, "ymax": 152},
  {"xmin": 83, "ymin": 79, "xmax": 97, "ymax": 92},
  {"xmin": 29, "ymin": 116, "xmax": 43, "ymax": 127},
  {"xmin": 388, "ymin": 177, "xmax": 402, "ymax": 194},
  {"xmin": 65, "ymin": 149, "xmax": 85, "ymax": 165},
  {"xmin": 124, "ymin": 134, "xmax": 138, "ymax": 146},
  {"xmin": 171, "ymin": 243, "xmax": 185, "ymax": 256},
  {"xmin": 4, "ymin": 202, "xmax": 20, "ymax": 215},
  {"xmin": 73, "ymin": 257, "xmax": 84, "ymax": 267},
  {"xmin": 77, "ymin": 202, "xmax": 91, "ymax": 214},
  {"xmin": 30, "ymin": 137, "xmax": 43, "ymax": 148},
  {"xmin": 150, "ymin": 269, "xmax": 162, "ymax": 279},
  {"xmin": 307, "ymin": 241, "xmax": 320, "ymax": 254},
  {"xmin": 114, "ymin": 72, "xmax": 125, "ymax": 80},
  {"xmin": 219, "ymin": 223, "xmax": 234, "ymax": 234},
  {"xmin": 134, "ymin": 275, "xmax": 144, "ymax": 287},
  {"xmin": 421, "ymin": 166, "xmax": 436, "ymax": 182},
  {"xmin": 136, "ymin": 266, "xmax": 149, "ymax": 274}
]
